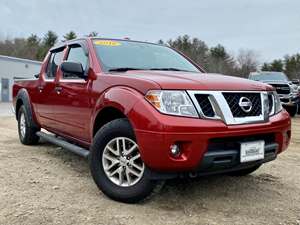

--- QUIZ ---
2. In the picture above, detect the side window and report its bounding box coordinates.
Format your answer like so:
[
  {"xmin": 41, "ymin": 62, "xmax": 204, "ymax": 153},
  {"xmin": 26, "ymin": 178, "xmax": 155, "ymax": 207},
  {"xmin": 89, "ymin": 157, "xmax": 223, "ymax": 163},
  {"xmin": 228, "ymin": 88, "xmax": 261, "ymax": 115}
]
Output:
[
  {"xmin": 64, "ymin": 45, "xmax": 88, "ymax": 78},
  {"xmin": 45, "ymin": 49, "xmax": 64, "ymax": 79}
]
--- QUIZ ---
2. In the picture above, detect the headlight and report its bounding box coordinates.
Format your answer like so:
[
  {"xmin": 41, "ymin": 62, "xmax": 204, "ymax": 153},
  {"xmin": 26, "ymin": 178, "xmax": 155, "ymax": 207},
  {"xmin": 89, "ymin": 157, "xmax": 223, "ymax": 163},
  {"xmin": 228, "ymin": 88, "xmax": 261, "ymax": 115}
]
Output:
[
  {"xmin": 291, "ymin": 85, "xmax": 298, "ymax": 95},
  {"xmin": 273, "ymin": 91, "xmax": 282, "ymax": 114},
  {"xmin": 145, "ymin": 90, "xmax": 198, "ymax": 117}
]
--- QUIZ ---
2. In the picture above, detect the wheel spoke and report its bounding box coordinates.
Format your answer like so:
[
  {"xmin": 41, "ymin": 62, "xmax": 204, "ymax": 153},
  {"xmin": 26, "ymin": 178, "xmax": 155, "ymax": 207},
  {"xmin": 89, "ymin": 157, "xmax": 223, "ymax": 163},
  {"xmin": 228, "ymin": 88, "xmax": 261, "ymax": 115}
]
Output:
[
  {"xmin": 106, "ymin": 145, "xmax": 119, "ymax": 156},
  {"xmin": 116, "ymin": 138, "xmax": 121, "ymax": 156},
  {"xmin": 105, "ymin": 159, "xmax": 119, "ymax": 171},
  {"xmin": 127, "ymin": 167, "xmax": 140, "ymax": 178},
  {"xmin": 125, "ymin": 168, "xmax": 132, "ymax": 185},
  {"xmin": 131, "ymin": 162, "xmax": 143, "ymax": 172},
  {"xmin": 122, "ymin": 138, "xmax": 126, "ymax": 155},
  {"xmin": 103, "ymin": 154, "xmax": 116, "ymax": 162},
  {"xmin": 109, "ymin": 166, "xmax": 121, "ymax": 177},
  {"xmin": 118, "ymin": 167, "xmax": 124, "ymax": 185},
  {"xmin": 131, "ymin": 153, "xmax": 141, "ymax": 161},
  {"xmin": 124, "ymin": 143, "xmax": 137, "ymax": 155}
]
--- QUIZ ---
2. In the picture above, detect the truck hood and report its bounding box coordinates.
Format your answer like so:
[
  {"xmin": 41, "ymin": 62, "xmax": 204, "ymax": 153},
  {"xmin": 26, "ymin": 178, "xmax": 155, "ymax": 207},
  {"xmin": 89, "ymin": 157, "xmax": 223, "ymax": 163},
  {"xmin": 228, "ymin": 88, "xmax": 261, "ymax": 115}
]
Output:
[{"xmin": 110, "ymin": 70, "xmax": 273, "ymax": 92}]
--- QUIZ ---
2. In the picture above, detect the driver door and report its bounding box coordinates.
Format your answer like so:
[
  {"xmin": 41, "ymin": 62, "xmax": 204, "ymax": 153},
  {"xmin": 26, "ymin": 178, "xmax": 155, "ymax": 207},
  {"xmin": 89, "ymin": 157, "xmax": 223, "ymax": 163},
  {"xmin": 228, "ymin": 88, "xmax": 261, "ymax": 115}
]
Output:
[{"xmin": 52, "ymin": 44, "xmax": 92, "ymax": 142}]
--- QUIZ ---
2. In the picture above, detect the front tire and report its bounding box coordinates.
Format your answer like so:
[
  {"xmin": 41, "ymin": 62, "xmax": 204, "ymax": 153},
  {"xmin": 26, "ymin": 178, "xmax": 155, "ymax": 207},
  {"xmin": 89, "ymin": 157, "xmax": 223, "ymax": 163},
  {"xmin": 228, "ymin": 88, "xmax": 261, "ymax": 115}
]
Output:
[
  {"xmin": 286, "ymin": 105, "xmax": 298, "ymax": 117},
  {"xmin": 90, "ymin": 118, "xmax": 158, "ymax": 203},
  {"xmin": 17, "ymin": 105, "xmax": 40, "ymax": 145}
]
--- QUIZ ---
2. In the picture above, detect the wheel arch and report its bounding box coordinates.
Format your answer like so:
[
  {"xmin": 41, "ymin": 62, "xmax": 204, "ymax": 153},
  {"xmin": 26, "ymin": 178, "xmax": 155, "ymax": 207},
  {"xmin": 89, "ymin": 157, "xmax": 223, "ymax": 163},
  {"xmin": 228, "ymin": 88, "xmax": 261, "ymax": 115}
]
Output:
[
  {"xmin": 92, "ymin": 106, "xmax": 127, "ymax": 137},
  {"xmin": 15, "ymin": 88, "xmax": 40, "ymax": 129},
  {"xmin": 91, "ymin": 86, "xmax": 144, "ymax": 138}
]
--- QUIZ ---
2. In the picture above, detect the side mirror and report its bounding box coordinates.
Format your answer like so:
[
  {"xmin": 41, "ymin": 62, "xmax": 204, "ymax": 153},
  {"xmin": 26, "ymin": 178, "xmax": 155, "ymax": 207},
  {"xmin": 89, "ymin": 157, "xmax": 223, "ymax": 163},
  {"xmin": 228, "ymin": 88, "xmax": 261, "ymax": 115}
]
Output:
[
  {"xmin": 61, "ymin": 61, "xmax": 86, "ymax": 79},
  {"xmin": 292, "ymin": 79, "xmax": 300, "ymax": 85}
]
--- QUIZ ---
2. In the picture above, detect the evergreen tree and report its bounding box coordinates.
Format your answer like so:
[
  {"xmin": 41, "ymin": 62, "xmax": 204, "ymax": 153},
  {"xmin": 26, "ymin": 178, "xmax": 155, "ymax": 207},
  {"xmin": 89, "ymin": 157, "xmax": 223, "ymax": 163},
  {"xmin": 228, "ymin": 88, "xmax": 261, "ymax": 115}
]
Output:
[
  {"xmin": 284, "ymin": 54, "xmax": 300, "ymax": 79},
  {"xmin": 270, "ymin": 59, "xmax": 284, "ymax": 72},
  {"xmin": 261, "ymin": 63, "xmax": 271, "ymax": 71},
  {"xmin": 63, "ymin": 31, "xmax": 77, "ymax": 41},
  {"xmin": 167, "ymin": 35, "xmax": 209, "ymax": 70},
  {"xmin": 36, "ymin": 30, "xmax": 58, "ymax": 60}
]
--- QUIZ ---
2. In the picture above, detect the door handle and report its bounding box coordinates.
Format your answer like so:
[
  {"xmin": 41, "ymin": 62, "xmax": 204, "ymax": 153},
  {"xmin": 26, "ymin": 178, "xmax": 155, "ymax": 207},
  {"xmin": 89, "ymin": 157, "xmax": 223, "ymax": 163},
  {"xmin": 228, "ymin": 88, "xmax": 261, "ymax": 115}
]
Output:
[
  {"xmin": 55, "ymin": 86, "xmax": 62, "ymax": 94},
  {"xmin": 37, "ymin": 86, "xmax": 44, "ymax": 93}
]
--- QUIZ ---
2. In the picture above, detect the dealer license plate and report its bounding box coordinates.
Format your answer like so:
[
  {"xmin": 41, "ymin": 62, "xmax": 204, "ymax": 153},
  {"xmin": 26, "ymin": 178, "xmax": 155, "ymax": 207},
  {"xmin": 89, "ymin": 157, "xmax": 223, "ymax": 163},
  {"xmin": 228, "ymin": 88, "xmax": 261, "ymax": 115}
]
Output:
[{"xmin": 240, "ymin": 141, "xmax": 265, "ymax": 163}]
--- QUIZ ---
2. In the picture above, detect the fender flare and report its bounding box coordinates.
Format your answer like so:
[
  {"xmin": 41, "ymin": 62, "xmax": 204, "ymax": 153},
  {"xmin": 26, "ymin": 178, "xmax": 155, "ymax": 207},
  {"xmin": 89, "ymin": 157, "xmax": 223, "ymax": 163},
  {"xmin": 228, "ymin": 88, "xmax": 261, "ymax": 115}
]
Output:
[
  {"xmin": 91, "ymin": 86, "xmax": 144, "ymax": 132},
  {"xmin": 15, "ymin": 89, "xmax": 40, "ymax": 129}
]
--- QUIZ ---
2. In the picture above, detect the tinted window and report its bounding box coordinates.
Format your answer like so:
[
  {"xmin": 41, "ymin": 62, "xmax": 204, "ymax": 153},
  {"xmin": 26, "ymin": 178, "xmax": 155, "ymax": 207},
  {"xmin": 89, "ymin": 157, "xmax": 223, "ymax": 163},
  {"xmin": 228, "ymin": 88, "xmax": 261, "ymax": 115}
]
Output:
[
  {"xmin": 93, "ymin": 40, "xmax": 200, "ymax": 73},
  {"xmin": 67, "ymin": 46, "xmax": 88, "ymax": 69},
  {"xmin": 46, "ymin": 50, "xmax": 64, "ymax": 78}
]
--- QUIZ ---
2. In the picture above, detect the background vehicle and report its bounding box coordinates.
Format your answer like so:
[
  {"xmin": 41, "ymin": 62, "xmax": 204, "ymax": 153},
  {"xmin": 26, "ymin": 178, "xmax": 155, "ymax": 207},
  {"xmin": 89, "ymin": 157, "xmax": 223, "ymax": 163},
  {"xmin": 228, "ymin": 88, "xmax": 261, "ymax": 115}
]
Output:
[
  {"xmin": 249, "ymin": 71, "xmax": 300, "ymax": 117},
  {"xmin": 13, "ymin": 38, "xmax": 291, "ymax": 203}
]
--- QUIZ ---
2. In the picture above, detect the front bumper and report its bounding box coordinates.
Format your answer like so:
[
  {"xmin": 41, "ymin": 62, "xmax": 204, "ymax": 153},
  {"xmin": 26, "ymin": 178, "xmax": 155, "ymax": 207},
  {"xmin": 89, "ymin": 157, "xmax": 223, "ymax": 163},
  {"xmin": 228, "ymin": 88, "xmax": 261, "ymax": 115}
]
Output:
[
  {"xmin": 197, "ymin": 142, "xmax": 277, "ymax": 173},
  {"xmin": 129, "ymin": 100, "xmax": 291, "ymax": 172},
  {"xmin": 280, "ymin": 95, "xmax": 299, "ymax": 106}
]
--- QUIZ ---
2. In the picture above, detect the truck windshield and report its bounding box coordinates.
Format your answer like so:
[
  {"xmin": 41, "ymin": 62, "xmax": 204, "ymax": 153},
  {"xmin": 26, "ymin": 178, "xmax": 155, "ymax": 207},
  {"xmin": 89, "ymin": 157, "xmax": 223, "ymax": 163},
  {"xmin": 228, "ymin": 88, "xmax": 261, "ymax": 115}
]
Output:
[
  {"xmin": 93, "ymin": 39, "xmax": 200, "ymax": 73},
  {"xmin": 249, "ymin": 72, "xmax": 289, "ymax": 82}
]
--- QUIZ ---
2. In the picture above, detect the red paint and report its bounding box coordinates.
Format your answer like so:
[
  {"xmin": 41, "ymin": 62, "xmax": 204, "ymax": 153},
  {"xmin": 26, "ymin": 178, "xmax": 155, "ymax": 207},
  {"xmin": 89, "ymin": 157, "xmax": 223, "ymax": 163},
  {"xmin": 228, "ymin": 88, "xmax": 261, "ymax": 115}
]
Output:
[{"xmin": 13, "ymin": 37, "xmax": 291, "ymax": 171}]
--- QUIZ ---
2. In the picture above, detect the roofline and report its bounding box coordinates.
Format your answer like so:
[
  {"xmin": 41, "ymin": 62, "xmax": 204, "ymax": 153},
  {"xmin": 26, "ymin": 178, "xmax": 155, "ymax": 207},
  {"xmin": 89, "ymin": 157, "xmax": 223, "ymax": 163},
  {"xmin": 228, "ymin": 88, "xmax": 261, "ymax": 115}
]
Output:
[
  {"xmin": 51, "ymin": 37, "xmax": 162, "ymax": 50},
  {"xmin": 0, "ymin": 55, "xmax": 42, "ymax": 65}
]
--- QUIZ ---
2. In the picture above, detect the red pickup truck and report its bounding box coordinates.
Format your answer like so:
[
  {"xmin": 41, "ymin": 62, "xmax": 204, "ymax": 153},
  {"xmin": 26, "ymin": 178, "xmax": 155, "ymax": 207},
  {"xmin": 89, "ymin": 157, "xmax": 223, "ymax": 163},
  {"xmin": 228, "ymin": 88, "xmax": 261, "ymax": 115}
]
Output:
[{"xmin": 13, "ymin": 38, "xmax": 291, "ymax": 203}]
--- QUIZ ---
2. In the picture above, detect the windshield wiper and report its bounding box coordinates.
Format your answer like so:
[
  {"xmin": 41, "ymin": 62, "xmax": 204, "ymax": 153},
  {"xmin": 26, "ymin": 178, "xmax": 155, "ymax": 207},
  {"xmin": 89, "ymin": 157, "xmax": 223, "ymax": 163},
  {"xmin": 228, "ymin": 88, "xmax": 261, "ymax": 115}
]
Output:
[
  {"xmin": 108, "ymin": 67, "xmax": 145, "ymax": 72},
  {"xmin": 108, "ymin": 67, "xmax": 195, "ymax": 72},
  {"xmin": 149, "ymin": 68, "xmax": 193, "ymax": 72}
]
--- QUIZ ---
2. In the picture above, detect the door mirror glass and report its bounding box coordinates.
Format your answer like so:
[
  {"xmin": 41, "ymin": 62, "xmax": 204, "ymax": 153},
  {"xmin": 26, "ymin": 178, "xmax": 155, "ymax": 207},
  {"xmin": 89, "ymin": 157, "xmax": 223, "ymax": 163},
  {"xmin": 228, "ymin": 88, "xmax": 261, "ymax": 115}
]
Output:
[{"xmin": 61, "ymin": 61, "xmax": 85, "ymax": 78}]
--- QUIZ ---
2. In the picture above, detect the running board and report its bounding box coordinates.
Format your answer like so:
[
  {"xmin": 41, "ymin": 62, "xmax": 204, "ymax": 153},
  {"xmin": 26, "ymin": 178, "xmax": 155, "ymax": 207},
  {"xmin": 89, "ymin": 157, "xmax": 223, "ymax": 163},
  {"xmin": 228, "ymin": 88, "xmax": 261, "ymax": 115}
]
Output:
[{"xmin": 36, "ymin": 131, "xmax": 90, "ymax": 158}]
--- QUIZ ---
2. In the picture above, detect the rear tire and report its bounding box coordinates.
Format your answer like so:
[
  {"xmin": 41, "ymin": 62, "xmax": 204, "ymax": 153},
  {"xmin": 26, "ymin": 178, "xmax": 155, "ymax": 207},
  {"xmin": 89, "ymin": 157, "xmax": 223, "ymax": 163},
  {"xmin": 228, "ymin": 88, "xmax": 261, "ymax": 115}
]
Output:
[
  {"xmin": 17, "ymin": 105, "xmax": 40, "ymax": 145},
  {"xmin": 228, "ymin": 165, "xmax": 261, "ymax": 176},
  {"xmin": 89, "ymin": 118, "xmax": 158, "ymax": 203}
]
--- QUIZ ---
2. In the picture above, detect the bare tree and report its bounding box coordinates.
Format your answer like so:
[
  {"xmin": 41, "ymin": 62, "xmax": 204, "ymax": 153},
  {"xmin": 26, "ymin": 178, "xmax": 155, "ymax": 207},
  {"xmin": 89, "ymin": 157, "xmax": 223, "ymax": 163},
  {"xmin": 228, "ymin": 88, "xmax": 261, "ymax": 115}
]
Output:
[{"xmin": 236, "ymin": 49, "xmax": 260, "ymax": 77}]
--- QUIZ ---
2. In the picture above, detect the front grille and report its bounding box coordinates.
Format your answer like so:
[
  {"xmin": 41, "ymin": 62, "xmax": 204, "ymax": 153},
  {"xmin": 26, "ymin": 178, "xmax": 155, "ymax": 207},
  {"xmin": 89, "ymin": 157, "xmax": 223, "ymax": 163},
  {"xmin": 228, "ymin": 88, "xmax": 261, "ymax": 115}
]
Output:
[
  {"xmin": 223, "ymin": 93, "xmax": 262, "ymax": 117},
  {"xmin": 208, "ymin": 133, "xmax": 275, "ymax": 152},
  {"xmin": 188, "ymin": 90, "xmax": 269, "ymax": 125},
  {"xmin": 194, "ymin": 94, "xmax": 215, "ymax": 117},
  {"xmin": 281, "ymin": 98, "xmax": 289, "ymax": 103},
  {"xmin": 270, "ymin": 84, "xmax": 290, "ymax": 95}
]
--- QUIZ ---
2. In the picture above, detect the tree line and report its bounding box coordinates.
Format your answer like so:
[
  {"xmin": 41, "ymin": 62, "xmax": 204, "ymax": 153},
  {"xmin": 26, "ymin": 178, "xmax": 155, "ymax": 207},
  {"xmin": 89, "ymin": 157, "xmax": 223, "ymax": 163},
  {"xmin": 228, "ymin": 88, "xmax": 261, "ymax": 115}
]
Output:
[
  {"xmin": 0, "ymin": 31, "xmax": 98, "ymax": 61},
  {"xmin": 0, "ymin": 31, "xmax": 299, "ymax": 79}
]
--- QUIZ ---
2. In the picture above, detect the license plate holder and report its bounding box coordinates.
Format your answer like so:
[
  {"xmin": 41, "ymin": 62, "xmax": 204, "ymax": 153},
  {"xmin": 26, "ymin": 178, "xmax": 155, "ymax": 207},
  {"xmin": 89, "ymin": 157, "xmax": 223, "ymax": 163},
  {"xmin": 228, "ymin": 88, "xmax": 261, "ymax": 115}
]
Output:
[{"xmin": 240, "ymin": 140, "xmax": 265, "ymax": 163}]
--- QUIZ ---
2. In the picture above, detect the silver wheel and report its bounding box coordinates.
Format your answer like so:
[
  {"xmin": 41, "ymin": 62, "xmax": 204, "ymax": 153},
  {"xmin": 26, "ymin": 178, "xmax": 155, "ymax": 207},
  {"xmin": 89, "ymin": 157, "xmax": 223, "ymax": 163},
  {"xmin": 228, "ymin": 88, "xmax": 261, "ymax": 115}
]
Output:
[
  {"xmin": 20, "ymin": 112, "xmax": 26, "ymax": 138},
  {"xmin": 102, "ymin": 137, "xmax": 145, "ymax": 187}
]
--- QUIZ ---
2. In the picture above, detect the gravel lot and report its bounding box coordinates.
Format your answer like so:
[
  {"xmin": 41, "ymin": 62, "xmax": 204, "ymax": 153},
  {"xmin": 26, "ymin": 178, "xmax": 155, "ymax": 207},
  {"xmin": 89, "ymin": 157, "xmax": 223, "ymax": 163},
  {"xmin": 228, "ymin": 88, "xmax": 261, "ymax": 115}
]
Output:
[{"xmin": 0, "ymin": 104, "xmax": 299, "ymax": 225}]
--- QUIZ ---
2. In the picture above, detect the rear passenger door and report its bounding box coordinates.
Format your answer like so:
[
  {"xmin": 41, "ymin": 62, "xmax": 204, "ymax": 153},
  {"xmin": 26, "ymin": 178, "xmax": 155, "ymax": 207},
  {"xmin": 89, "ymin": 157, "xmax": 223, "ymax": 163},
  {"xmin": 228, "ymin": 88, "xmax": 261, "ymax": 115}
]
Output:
[
  {"xmin": 35, "ymin": 47, "xmax": 65, "ymax": 129},
  {"xmin": 53, "ymin": 43, "xmax": 92, "ymax": 142}
]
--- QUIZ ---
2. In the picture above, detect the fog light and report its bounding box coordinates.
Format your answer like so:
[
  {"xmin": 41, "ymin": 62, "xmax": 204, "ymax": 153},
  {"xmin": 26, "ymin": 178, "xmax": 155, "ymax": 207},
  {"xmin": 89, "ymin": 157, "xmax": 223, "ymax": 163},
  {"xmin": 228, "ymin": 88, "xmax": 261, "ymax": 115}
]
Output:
[{"xmin": 170, "ymin": 144, "xmax": 180, "ymax": 156}]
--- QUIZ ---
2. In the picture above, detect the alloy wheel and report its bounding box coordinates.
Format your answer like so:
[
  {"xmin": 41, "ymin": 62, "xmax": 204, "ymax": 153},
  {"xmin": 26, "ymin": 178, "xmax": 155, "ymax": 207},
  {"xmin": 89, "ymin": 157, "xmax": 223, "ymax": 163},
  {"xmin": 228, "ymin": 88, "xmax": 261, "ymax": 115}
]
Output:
[{"xmin": 102, "ymin": 137, "xmax": 145, "ymax": 187}]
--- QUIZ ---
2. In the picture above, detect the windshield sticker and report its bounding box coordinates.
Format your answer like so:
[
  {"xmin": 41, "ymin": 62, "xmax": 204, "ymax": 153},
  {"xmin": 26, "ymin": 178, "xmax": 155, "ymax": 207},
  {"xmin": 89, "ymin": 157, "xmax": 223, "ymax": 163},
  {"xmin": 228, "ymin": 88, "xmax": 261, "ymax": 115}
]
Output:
[{"xmin": 94, "ymin": 40, "xmax": 121, "ymax": 46}]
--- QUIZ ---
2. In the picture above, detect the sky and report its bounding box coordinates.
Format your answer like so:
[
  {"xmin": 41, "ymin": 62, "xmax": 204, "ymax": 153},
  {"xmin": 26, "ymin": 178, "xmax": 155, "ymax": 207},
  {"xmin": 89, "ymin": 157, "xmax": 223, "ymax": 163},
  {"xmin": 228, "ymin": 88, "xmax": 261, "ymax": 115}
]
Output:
[{"xmin": 0, "ymin": 0, "xmax": 300, "ymax": 62}]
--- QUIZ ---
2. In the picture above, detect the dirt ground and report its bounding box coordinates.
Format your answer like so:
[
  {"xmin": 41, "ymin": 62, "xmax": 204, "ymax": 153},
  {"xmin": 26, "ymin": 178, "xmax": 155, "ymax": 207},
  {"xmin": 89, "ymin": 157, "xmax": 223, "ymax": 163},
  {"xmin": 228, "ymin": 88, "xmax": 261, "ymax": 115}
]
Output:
[{"xmin": 0, "ymin": 115, "xmax": 299, "ymax": 225}]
